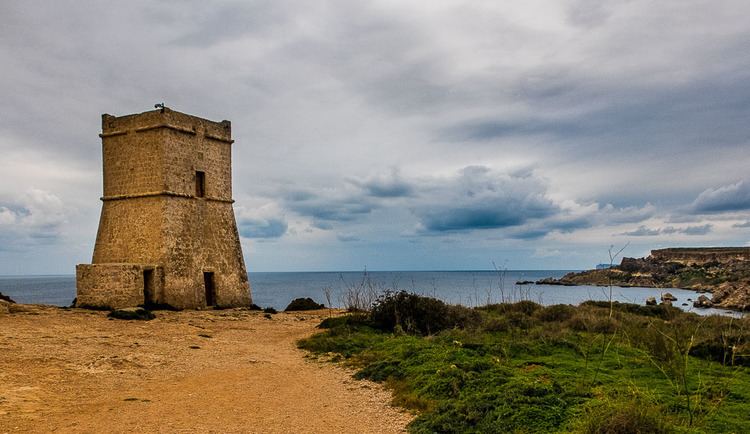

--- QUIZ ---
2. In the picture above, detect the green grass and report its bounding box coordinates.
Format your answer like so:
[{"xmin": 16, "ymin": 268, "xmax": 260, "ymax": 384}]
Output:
[{"xmin": 299, "ymin": 297, "xmax": 750, "ymax": 433}]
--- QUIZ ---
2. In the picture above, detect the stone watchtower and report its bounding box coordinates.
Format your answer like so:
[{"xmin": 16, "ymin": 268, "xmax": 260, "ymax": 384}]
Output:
[{"xmin": 76, "ymin": 107, "xmax": 251, "ymax": 309}]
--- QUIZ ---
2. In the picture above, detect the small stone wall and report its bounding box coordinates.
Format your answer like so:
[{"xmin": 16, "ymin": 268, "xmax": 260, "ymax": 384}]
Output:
[{"xmin": 76, "ymin": 263, "xmax": 161, "ymax": 309}]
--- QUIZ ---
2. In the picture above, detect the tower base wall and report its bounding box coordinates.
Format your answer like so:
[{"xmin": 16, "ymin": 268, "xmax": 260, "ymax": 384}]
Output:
[{"xmin": 76, "ymin": 263, "xmax": 162, "ymax": 309}]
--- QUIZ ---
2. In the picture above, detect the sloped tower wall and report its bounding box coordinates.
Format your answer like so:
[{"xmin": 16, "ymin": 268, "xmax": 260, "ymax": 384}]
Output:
[{"xmin": 76, "ymin": 108, "xmax": 251, "ymax": 309}]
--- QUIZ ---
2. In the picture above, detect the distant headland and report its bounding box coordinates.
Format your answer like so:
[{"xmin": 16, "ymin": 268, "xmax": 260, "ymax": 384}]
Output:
[{"xmin": 537, "ymin": 247, "xmax": 750, "ymax": 311}]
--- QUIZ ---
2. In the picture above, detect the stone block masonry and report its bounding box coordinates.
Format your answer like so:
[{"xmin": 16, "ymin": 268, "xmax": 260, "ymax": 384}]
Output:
[
  {"xmin": 76, "ymin": 264, "xmax": 163, "ymax": 309},
  {"xmin": 76, "ymin": 107, "xmax": 251, "ymax": 309}
]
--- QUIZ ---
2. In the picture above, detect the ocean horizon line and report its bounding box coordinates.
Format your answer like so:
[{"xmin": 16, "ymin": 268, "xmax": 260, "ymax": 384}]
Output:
[{"xmin": 0, "ymin": 269, "xmax": 582, "ymax": 278}]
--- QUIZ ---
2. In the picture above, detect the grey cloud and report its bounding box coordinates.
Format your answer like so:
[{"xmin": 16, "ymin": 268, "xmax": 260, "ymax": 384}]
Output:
[
  {"xmin": 412, "ymin": 167, "xmax": 655, "ymax": 236},
  {"xmin": 238, "ymin": 217, "xmax": 287, "ymax": 239},
  {"xmin": 443, "ymin": 74, "xmax": 750, "ymax": 158},
  {"xmin": 544, "ymin": 215, "xmax": 594, "ymax": 233},
  {"xmin": 621, "ymin": 226, "xmax": 661, "ymax": 237},
  {"xmin": 311, "ymin": 220, "xmax": 334, "ymax": 230},
  {"xmin": 281, "ymin": 166, "xmax": 656, "ymax": 239},
  {"xmin": 444, "ymin": 118, "xmax": 587, "ymax": 142},
  {"xmin": 666, "ymin": 214, "xmax": 704, "ymax": 224},
  {"xmin": 170, "ymin": 2, "xmax": 286, "ymax": 47},
  {"xmin": 284, "ymin": 169, "xmax": 414, "ymax": 226},
  {"xmin": 679, "ymin": 224, "xmax": 713, "ymax": 235},
  {"xmin": 501, "ymin": 202, "xmax": 653, "ymax": 240},
  {"xmin": 621, "ymin": 224, "xmax": 712, "ymax": 237},
  {"xmin": 587, "ymin": 203, "xmax": 656, "ymax": 226},
  {"xmin": 507, "ymin": 228, "xmax": 551, "ymax": 240},
  {"xmin": 285, "ymin": 189, "xmax": 376, "ymax": 223},
  {"xmin": 351, "ymin": 170, "xmax": 414, "ymax": 198},
  {"xmin": 566, "ymin": 0, "xmax": 615, "ymax": 28},
  {"xmin": 733, "ymin": 221, "xmax": 750, "ymax": 228},
  {"xmin": 285, "ymin": 191, "xmax": 316, "ymax": 201},
  {"xmin": 337, "ymin": 233, "xmax": 361, "ymax": 242},
  {"xmin": 300, "ymin": 3, "xmax": 454, "ymax": 114},
  {"xmin": 690, "ymin": 180, "xmax": 750, "ymax": 213},
  {"xmin": 413, "ymin": 166, "xmax": 558, "ymax": 233}
]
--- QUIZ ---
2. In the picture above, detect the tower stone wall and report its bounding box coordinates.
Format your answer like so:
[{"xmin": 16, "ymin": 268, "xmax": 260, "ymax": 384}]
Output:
[{"xmin": 76, "ymin": 108, "xmax": 251, "ymax": 309}]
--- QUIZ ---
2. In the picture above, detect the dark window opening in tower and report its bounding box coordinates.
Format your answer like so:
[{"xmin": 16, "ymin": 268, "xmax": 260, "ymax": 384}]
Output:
[{"xmin": 195, "ymin": 171, "xmax": 205, "ymax": 197}]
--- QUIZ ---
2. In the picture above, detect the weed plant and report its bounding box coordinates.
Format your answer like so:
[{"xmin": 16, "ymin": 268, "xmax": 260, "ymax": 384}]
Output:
[{"xmin": 299, "ymin": 293, "xmax": 750, "ymax": 433}]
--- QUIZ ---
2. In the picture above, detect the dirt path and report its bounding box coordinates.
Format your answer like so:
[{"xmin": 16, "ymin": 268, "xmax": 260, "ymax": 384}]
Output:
[{"xmin": 0, "ymin": 305, "xmax": 412, "ymax": 433}]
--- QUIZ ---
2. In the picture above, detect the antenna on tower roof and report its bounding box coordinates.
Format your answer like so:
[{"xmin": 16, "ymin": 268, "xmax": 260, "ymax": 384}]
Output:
[{"xmin": 154, "ymin": 102, "xmax": 166, "ymax": 113}]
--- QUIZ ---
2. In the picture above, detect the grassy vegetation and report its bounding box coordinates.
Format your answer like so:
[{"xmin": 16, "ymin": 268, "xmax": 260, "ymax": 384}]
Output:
[{"xmin": 299, "ymin": 292, "xmax": 750, "ymax": 433}]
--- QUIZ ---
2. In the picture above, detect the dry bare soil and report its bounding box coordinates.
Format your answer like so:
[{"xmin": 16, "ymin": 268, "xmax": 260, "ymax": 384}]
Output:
[{"xmin": 0, "ymin": 305, "xmax": 411, "ymax": 433}]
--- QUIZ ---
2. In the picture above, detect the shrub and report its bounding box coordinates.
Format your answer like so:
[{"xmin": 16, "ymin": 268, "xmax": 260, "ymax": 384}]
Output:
[
  {"xmin": 536, "ymin": 304, "xmax": 576, "ymax": 322},
  {"xmin": 0, "ymin": 292, "xmax": 15, "ymax": 303},
  {"xmin": 480, "ymin": 300, "xmax": 542, "ymax": 316},
  {"xmin": 505, "ymin": 311, "xmax": 536, "ymax": 330},
  {"xmin": 285, "ymin": 297, "xmax": 325, "ymax": 311},
  {"xmin": 318, "ymin": 313, "xmax": 370, "ymax": 329},
  {"xmin": 580, "ymin": 300, "xmax": 682, "ymax": 320},
  {"xmin": 681, "ymin": 315, "xmax": 750, "ymax": 366},
  {"xmin": 567, "ymin": 308, "xmax": 619, "ymax": 334},
  {"xmin": 482, "ymin": 316, "xmax": 511, "ymax": 333},
  {"xmin": 263, "ymin": 307, "xmax": 278, "ymax": 314},
  {"xmin": 249, "ymin": 303, "xmax": 262, "ymax": 311},
  {"xmin": 581, "ymin": 400, "xmax": 673, "ymax": 434},
  {"xmin": 370, "ymin": 291, "xmax": 480, "ymax": 335}
]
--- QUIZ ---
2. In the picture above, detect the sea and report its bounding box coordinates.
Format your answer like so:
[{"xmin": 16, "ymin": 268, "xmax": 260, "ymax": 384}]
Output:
[{"xmin": 0, "ymin": 270, "xmax": 741, "ymax": 317}]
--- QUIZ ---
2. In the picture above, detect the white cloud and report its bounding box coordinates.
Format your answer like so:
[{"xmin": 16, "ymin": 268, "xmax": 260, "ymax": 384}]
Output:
[{"xmin": 0, "ymin": 189, "xmax": 69, "ymax": 248}]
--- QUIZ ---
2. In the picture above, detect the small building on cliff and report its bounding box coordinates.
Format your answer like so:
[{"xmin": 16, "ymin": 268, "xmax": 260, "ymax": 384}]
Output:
[{"xmin": 76, "ymin": 107, "xmax": 251, "ymax": 309}]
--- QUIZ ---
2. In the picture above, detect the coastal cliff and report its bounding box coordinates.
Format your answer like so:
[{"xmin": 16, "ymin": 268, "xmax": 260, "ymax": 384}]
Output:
[{"xmin": 538, "ymin": 248, "xmax": 750, "ymax": 311}]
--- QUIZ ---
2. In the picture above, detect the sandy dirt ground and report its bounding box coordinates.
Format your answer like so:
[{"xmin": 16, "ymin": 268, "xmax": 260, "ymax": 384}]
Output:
[{"xmin": 0, "ymin": 304, "xmax": 412, "ymax": 433}]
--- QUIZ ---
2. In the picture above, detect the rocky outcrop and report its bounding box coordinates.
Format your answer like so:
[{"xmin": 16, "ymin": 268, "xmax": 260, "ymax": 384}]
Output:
[
  {"xmin": 538, "ymin": 247, "xmax": 750, "ymax": 311},
  {"xmin": 284, "ymin": 297, "xmax": 325, "ymax": 311},
  {"xmin": 651, "ymin": 247, "xmax": 750, "ymax": 265},
  {"xmin": 661, "ymin": 293, "xmax": 677, "ymax": 302},
  {"xmin": 0, "ymin": 297, "xmax": 25, "ymax": 315},
  {"xmin": 694, "ymin": 295, "xmax": 713, "ymax": 308},
  {"xmin": 0, "ymin": 292, "xmax": 15, "ymax": 303},
  {"xmin": 709, "ymin": 281, "xmax": 750, "ymax": 311}
]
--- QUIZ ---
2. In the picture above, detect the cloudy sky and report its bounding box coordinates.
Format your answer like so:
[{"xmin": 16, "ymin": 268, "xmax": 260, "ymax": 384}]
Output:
[{"xmin": 1, "ymin": 0, "xmax": 749, "ymax": 274}]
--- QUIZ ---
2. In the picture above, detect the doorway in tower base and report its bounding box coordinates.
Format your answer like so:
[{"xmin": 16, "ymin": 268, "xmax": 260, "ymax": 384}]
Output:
[
  {"xmin": 204, "ymin": 272, "xmax": 216, "ymax": 306},
  {"xmin": 143, "ymin": 269, "xmax": 154, "ymax": 305}
]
